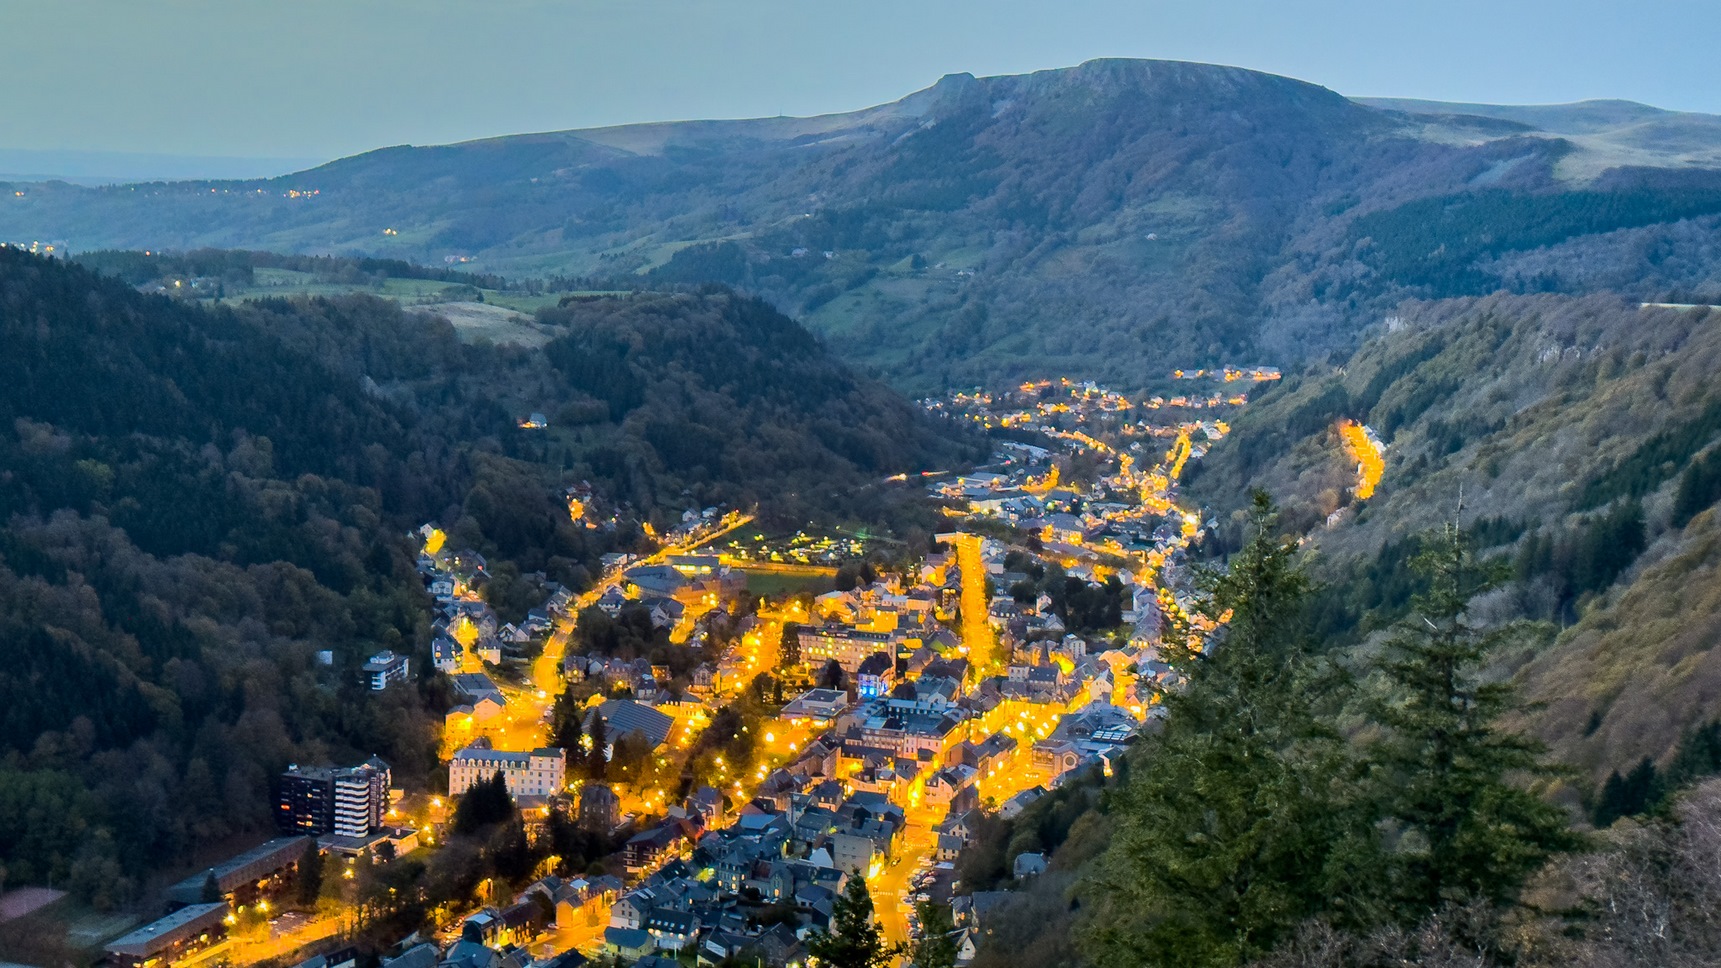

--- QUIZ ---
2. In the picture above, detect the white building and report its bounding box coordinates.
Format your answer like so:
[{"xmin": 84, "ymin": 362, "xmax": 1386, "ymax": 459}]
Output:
[
  {"xmin": 449, "ymin": 746, "xmax": 566, "ymax": 798},
  {"xmin": 334, "ymin": 762, "xmax": 391, "ymax": 837},
  {"xmin": 361, "ymin": 650, "xmax": 412, "ymax": 691}
]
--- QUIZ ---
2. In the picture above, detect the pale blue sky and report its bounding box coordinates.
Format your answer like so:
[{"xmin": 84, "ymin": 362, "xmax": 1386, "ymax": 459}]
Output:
[{"xmin": 3, "ymin": 0, "xmax": 1714, "ymax": 164}]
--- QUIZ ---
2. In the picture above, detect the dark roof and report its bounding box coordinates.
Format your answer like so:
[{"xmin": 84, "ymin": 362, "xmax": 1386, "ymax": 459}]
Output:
[
  {"xmin": 646, "ymin": 907, "xmax": 699, "ymax": 932},
  {"xmin": 106, "ymin": 903, "xmax": 227, "ymax": 957},
  {"xmin": 167, "ymin": 836, "xmax": 313, "ymax": 903},
  {"xmin": 381, "ymin": 944, "xmax": 439, "ymax": 968},
  {"xmin": 586, "ymin": 699, "xmax": 674, "ymax": 748}
]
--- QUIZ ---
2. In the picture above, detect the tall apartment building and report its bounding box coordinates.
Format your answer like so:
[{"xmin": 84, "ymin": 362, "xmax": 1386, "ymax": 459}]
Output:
[
  {"xmin": 277, "ymin": 758, "xmax": 392, "ymax": 837},
  {"xmin": 449, "ymin": 745, "xmax": 566, "ymax": 799}
]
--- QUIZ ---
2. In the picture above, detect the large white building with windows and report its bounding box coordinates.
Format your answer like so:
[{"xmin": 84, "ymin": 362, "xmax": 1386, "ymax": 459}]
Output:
[
  {"xmin": 449, "ymin": 745, "xmax": 566, "ymax": 798},
  {"xmin": 796, "ymin": 626, "xmax": 896, "ymax": 675}
]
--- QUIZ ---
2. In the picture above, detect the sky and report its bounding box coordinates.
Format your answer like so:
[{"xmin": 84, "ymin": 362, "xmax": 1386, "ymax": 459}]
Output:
[{"xmin": 3, "ymin": 0, "xmax": 1716, "ymax": 172}]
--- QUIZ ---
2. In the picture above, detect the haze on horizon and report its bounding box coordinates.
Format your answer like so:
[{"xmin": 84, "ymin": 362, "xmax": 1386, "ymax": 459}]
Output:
[{"xmin": 3, "ymin": 0, "xmax": 1715, "ymax": 179}]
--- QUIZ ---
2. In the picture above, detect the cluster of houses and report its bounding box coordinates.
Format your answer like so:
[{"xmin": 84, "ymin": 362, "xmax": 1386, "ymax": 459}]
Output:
[
  {"xmin": 589, "ymin": 555, "xmax": 747, "ymax": 642},
  {"xmin": 417, "ymin": 526, "xmax": 572, "ymax": 676},
  {"xmin": 595, "ymin": 788, "xmax": 901, "ymax": 966}
]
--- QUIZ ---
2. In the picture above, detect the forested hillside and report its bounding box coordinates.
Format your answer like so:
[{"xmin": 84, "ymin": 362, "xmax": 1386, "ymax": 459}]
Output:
[
  {"xmin": 1185, "ymin": 294, "xmax": 1721, "ymax": 785},
  {"xmin": 0, "ymin": 249, "xmax": 962, "ymax": 907},
  {"xmin": 7, "ymin": 59, "xmax": 1721, "ymax": 389}
]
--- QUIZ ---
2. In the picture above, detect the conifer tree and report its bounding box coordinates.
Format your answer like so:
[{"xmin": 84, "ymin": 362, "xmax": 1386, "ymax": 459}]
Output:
[
  {"xmin": 552, "ymin": 687, "xmax": 585, "ymax": 762},
  {"xmin": 1084, "ymin": 492, "xmax": 1377, "ymax": 968},
  {"xmin": 809, "ymin": 876, "xmax": 898, "ymax": 968},
  {"xmin": 1367, "ymin": 523, "xmax": 1575, "ymax": 915},
  {"xmin": 587, "ymin": 714, "xmax": 609, "ymax": 779},
  {"xmin": 296, "ymin": 842, "xmax": 323, "ymax": 906}
]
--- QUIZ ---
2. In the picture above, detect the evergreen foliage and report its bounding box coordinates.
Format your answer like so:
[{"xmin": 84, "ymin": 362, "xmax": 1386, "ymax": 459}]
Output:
[
  {"xmin": 452, "ymin": 772, "xmax": 517, "ymax": 835},
  {"xmin": 587, "ymin": 715, "xmax": 609, "ymax": 780},
  {"xmin": 1084, "ymin": 493, "xmax": 1377, "ymax": 968},
  {"xmin": 808, "ymin": 876, "xmax": 899, "ymax": 968},
  {"xmin": 0, "ymin": 249, "xmax": 964, "ymax": 905},
  {"xmin": 551, "ymin": 687, "xmax": 586, "ymax": 762},
  {"xmin": 1673, "ymin": 450, "xmax": 1721, "ymax": 527},
  {"xmin": 296, "ymin": 842, "xmax": 324, "ymax": 907},
  {"xmin": 1593, "ymin": 758, "xmax": 1663, "ymax": 829},
  {"xmin": 1365, "ymin": 525, "xmax": 1576, "ymax": 916}
]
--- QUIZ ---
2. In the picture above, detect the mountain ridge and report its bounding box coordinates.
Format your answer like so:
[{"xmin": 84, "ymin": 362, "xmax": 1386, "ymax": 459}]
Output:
[{"xmin": 8, "ymin": 57, "xmax": 1721, "ymax": 389}]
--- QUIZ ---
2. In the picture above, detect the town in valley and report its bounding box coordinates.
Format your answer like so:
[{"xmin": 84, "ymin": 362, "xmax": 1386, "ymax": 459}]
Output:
[{"xmin": 93, "ymin": 371, "xmax": 1289, "ymax": 968}]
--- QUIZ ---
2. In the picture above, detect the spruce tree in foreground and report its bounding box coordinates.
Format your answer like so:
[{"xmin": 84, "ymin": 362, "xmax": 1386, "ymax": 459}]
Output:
[
  {"xmin": 1083, "ymin": 493, "xmax": 1378, "ymax": 968},
  {"xmin": 1367, "ymin": 523, "xmax": 1574, "ymax": 917},
  {"xmin": 810, "ymin": 876, "xmax": 899, "ymax": 968}
]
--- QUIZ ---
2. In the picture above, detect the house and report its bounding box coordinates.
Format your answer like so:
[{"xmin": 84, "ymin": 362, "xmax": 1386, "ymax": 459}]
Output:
[
  {"xmin": 648, "ymin": 598, "xmax": 686, "ymax": 630},
  {"xmin": 609, "ymin": 892, "xmax": 653, "ymax": 930},
  {"xmin": 450, "ymin": 673, "xmax": 506, "ymax": 706},
  {"xmin": 381, "ymin": 944, "xmax": 439, "ymax": 968},
  {"xmin": 623, "ymin": 824, "xmax": 686, "ymax": 874},
  {"xmin": 924, "ymin": 764, "xmax": 979, "ymax": 814},
  {"xmin": 644, "ymin": 907, "xmax": 700, "ymax": 950},
  {"xmin": 596, "ymin": 586, "xmax": 631, "ymax": 616},
  {"xmin": 955, "ymin": 926, "xmax": 980, "ymax": 967},
  {"xmin": 432, "ymin": 637, "xmax": 461, "ymax": 674},
  {"xmin": 604, "ymin": 927, "xmax": 656, "ymax": 961},
  {"xmin": 497, "ymin": 899, "xmax": 547, "ymax": 944},
  {"xmin": 579, "ymin": 783, "xmax": 621, "ymax": 831},
  {"xmin": 828, "ymin": 830, "xmax": 888, "ymax": 876},
  {"xmin": 1013, "ymin": 852, "xmax": 1049, "ymax": 879},
  {"xmin": 999, "ymin": 786, "xmax": 1047, "ymax": 820}
]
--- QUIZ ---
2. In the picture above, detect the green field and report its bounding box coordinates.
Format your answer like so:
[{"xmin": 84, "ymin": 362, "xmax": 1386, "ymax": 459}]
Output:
[{"xmin": 743, "ymin": 570, "xmax": 837, "ymax": 599}]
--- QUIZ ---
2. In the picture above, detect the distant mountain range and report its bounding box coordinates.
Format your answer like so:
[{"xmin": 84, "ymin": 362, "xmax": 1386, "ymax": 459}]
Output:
[{"xmin": 6, "ymin": 58, "xmax": 1721, "ymax": 389}]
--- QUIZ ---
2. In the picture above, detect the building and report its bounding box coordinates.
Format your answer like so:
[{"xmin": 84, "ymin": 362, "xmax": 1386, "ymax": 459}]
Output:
[
  {"xmin": 166, "ymin": 836, "xmax": 314, "ymax": 907},
  {"xmin": 797, "ymin": 626, "xmax": 896, "ymax": 675},
  {"xmin": 781, "ymin": 688, "xmax": 851, "ymax": 724},
  {"xmin": 584, "ymin": 699, "xmax": 675, "ymax": 751},
  {"xmin": 622, "ymin": 825, "xmax": 686, "ymax": 874},
  {"xmin": 361, "ymin": 650, "xmax": 412, "ymax": 691},
  {"xmin": 105, "ymin": 902, "xmax": 228, "ymax": 968},
  {"xmin": 580, "ymin": 783, "xmax": 621, "ymax": 831},
  {"xmin": 277, "ymin": 759, "xmax": 391, "ymax": 837},
  {"xmin": 450, "ymin": 746, "xmax": 566, "ymax": 798},
  {"xmin": 334, "ymin": 762, "xmax": 391, "ymax": 838},
  {"xmin": 855, "ymin": 652, "xmax": 896, "ymax": 700}
]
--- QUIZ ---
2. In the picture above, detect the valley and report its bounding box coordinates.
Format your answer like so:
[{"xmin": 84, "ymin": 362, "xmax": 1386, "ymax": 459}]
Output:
[{"xmin": 5, "ymin": 40, "xmax": 1721, "ymax": 968}]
